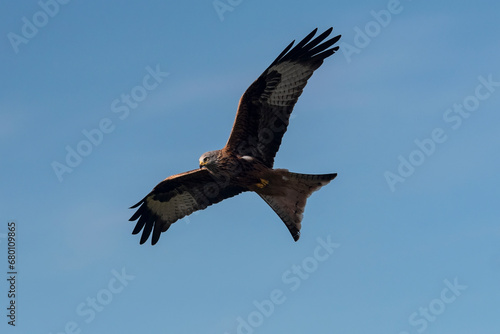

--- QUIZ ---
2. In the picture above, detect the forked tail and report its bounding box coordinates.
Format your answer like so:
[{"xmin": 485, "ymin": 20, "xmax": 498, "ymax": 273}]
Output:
[{"xmin": 258, "ymin": 171, "xmax": 337, "ymax": 241}]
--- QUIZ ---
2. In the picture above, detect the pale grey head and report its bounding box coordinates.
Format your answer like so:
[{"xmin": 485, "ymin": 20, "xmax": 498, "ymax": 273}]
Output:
[{"xmin": 199, "ymin": 150, "xmax": 222, "ymax": 170}]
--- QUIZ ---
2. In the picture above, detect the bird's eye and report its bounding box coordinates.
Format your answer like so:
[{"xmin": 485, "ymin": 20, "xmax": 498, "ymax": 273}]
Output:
[{"xmin": 204, "ymin": 157, "xmax": 208, "ymax": 162}]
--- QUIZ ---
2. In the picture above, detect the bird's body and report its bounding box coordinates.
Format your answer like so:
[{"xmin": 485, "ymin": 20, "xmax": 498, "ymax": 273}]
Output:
[{"xmin": 130, "ymin": 28, "xmax": 341, "ymax": 245}]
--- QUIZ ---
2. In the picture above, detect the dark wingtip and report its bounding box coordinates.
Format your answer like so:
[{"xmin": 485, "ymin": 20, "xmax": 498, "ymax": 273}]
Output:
[
  {"xmin": 151, "ymin": 222, "xmax": 162, "ymax": 246},
  {"xmin": 131, "ymin": 220, "xmax": 145, "ymax": 235},
  {"xmin": 139, "ymin": 233, "xmax": 149, "ymax": 245},
  {"xmin": 129, "ymin": 203, "xmax": 144, "ymax": 221},
  {"xmin": 129, "ymin": 197, "xmax": 146, "ymax": 209}
]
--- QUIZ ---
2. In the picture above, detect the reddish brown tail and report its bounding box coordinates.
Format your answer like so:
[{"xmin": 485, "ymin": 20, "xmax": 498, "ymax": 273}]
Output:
[{"xmin": 258, "ymin": 171, "xmax": 337, "ymax": 241}]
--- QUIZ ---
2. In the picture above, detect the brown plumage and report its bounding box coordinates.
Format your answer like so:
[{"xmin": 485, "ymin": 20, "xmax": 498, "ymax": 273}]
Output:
[{"xmin": 130, "ymin": 28, "xmax": 340, "ymax": 245}]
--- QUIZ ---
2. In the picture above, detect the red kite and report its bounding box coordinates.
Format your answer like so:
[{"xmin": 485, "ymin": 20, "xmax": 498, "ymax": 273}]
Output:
[{"xmin": 130, "ymin": 28, "xmax": 340, "ymax": 245}]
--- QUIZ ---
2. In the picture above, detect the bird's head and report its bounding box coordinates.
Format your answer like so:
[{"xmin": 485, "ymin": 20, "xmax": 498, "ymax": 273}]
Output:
[{"xmin": 199, "ymin": 150, "xmax": 221, "ymax": 170}]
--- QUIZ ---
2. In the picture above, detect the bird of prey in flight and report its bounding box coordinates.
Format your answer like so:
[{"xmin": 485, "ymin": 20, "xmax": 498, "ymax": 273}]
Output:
[{"xmin": 130, "ymin": 28, "xmax": 341, "ymax": 245}]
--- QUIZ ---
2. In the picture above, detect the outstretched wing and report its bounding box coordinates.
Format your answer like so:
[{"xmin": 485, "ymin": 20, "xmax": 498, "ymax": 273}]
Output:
[
  {"xmin": 129, "ymin": 168, "xmax": 246, "ymax": 245},
  {"xmin": 224, "ymin": 28, "xmax": 341, "ymax": 168}
]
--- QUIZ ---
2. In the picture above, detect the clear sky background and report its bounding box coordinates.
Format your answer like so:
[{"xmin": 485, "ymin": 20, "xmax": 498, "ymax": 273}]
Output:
[{"xmin": 1, "ymin": 1, "xmax": 499, "ymax": 333}]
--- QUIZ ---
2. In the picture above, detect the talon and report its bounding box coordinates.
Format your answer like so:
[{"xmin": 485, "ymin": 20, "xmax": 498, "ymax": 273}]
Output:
[{"xmin": 256, "ymin": 178, "xmax": 269, "ymax": 188}]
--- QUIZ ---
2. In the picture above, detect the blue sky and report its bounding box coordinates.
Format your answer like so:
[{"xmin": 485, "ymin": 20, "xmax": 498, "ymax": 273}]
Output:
[{"xmin": 1, "ymin": 0, "xmax": 500, "ymax": 333}]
